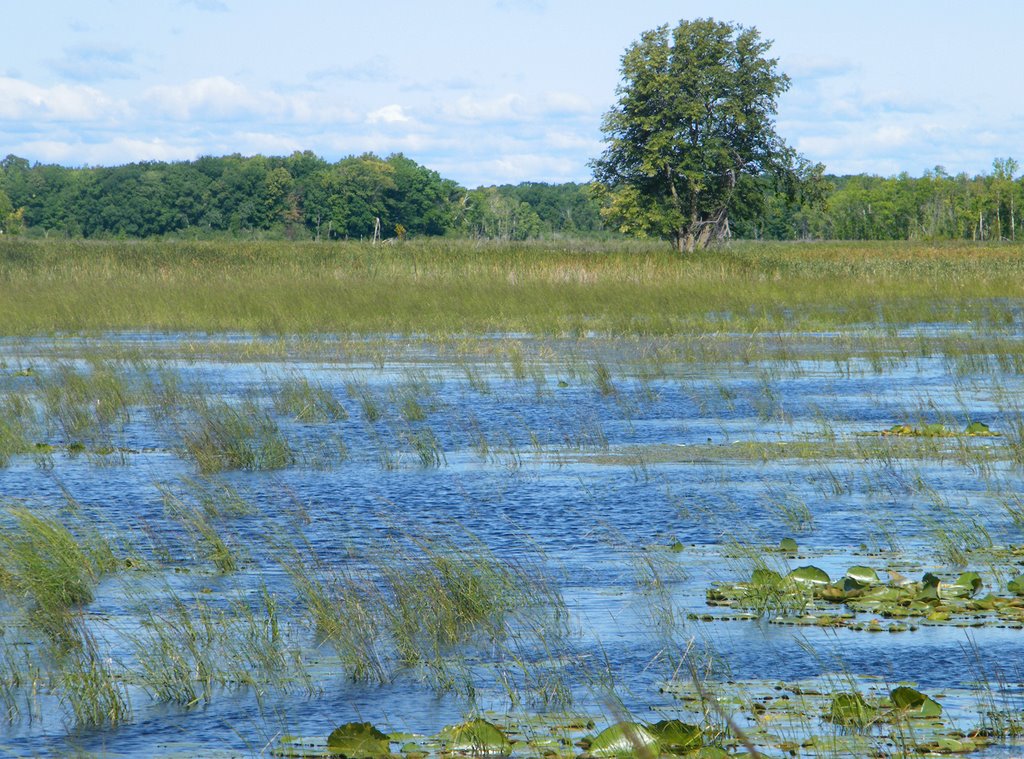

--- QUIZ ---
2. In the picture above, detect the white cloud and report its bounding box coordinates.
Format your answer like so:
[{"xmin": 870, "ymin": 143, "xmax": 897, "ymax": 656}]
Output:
[
  {"xmin": 539, "ymin": 92, "xmax": 593, "ymax": 115},
  {"xmin": 443, "ymin": 93, "xmax": 525, "ymax": 122},
  {"xmin": 366, "ymin": 104, "xmax": 410, "ymax": 124},
  {"xmin": 785, "ymin": 56, "xmax": 857, "ymax": 81},
  {"xmin": 144, "ymin": 76, "xmax": 265, "ymax": 121},
  {"xmin": 142, "ymin": 76, "xmax": 358, "ymax": 124},
  {"xmin": 0, "ymin": 77, "xmax": 127, "ymax": 122},
  {"xmin": 13, "ymin": 137, "xmax": 198, "ymax": 166}
]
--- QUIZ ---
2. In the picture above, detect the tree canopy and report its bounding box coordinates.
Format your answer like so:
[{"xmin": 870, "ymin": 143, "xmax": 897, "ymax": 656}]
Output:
[{"xmin": 592, "ymin": 18, "xmax": 799, "ymax": 252}]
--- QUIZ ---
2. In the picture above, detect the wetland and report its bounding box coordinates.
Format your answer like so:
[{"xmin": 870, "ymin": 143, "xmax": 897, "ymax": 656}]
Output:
[{"xmin": 1, "ymin": 239, "xmax": 1024, "ymax": 757}]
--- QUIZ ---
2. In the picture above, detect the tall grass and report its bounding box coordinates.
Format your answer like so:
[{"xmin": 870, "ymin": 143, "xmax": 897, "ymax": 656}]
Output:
[
  {"xmin": 2, "ymin": 237, "xmax": 1024, "ymax": 335},
  {"xmin": 0, "ymin": 506, "xmax": 118, "ymax": 641},
  {"xmin": 181, "ymin": 398, "xmax": 294, "ymax": 473},
  {"xmin": 280, "ymin": 524, "xmax": 566, "ymax": 701}
]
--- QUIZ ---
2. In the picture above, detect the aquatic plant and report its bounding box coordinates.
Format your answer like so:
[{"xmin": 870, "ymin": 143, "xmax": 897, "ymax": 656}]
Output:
[
  {"xmin": 181, "ymin": 398, "xmax": 294, "ymax": 473},
  {"xmin": 273, "ymin": 375, "xmax": 347, "ymax": 422},
  {"xmin": 0, "ymin": 506, "xmax": 117, "ymax": 641}
]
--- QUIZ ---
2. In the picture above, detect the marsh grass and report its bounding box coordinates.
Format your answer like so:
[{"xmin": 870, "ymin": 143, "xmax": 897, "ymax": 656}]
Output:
[
  {"xmin": 54, "ymin": 624, "xmax": 131, "ymax": 729},
  {"xmin": 0, "ymin": 392, "xmax": 34, "ymax": 466},
  {"xmin": 127, "ymin": 583, "xmax": 309, "ymax": 708},
  {"xmin": 280, "ymin": 523, "xmax": 566, "ymax": 703},
  {"xmin": 273, "ymin": 376, "xmax": 347, "ymax": 423},
  {"xmin": 160, "ymin": 486, "xmax": 240, "ymax": 572},
  {"xmin": 8, "ymin": 238, "xmax": 1023, "ymax": 336},
  {"xmin": 0, "ymin": 506, "xmax": 118, "ymax": 641},
  {"xmin": 182, "ymin": 398, "xmax": 294, "ymax": 473},
  {"xmin": 346, "ymin": 381, "xmax": 384, "ymax": 423},
  {"xmin": 39, "ymin": 361, "xmax": 133, "ymax": 445}
]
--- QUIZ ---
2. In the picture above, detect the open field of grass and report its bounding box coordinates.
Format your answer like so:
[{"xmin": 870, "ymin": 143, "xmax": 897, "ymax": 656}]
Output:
[{"xmin": 2, "ymin": 237, "xmax": 1024, "ymax": 335}]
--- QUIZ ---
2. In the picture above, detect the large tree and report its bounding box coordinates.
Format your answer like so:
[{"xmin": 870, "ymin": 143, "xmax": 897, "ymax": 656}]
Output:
[{"xmin": 592, "ymin": 18, "xmax": 795, "ymax": 252}]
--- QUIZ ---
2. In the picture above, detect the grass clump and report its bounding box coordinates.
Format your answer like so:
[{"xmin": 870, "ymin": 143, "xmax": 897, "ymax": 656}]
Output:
[
  {"xmin": 0, "ymin": 392, "xmax": 35, "ymax": 466},
  {"xmin": 273, "ymin": 376, "xmax": 347, "ymax": 423},
  {"xmin": 281, "ymin": 526, "xmax": 566, "ymax": 699},
  {"xmin": 39, "ymin": 361, "xmax": 132, "ymax": 444},
  {"xmin": 182, "ymin": 399, "xmax": 295, "ymax": 473},
  {"xmin": 0, "ymin": 506, "xmax": 118, "ymax": 640}
]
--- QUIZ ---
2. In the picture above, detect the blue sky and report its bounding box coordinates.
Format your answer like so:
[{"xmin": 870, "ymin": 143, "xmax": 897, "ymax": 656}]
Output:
[{"xmin": 2, "ymin": 0, "xmax": 1021, "ymax": 186}]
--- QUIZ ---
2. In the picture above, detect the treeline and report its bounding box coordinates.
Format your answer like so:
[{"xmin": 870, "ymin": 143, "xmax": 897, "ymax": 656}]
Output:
[
  {"xmin": 0, "ymin": 152, "xmax": 1021, "ymax": 242},
  {"xmin": 0, "ymin": 152, "xmax": 603, "ymax": 241},
  {"xmin": 735, "ymin": 158, "xmax": 1022, "ymax": 242}
]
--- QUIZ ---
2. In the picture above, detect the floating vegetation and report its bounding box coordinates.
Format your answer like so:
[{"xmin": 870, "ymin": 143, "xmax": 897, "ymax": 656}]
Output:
[
  {"xmin": 704, "ymin": 560, "xmax": 1024, "ymax": 631},
  {"xmin": 876, "ymin": 421, "xmax": 999, "ymax": 437}
]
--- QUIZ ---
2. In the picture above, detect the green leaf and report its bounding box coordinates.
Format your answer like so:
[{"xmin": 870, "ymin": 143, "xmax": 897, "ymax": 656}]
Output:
[
  {"xmin": 890, "ymin": 686, "xmax": 942, "ymax": 718},
  {"xmin": 585, "ymin": 722, "xmax": 660, "ymax": 758},
  {"xmin": 845, "ymin": 566, "xmax": 879, "ymax": 585},
  {"xmin": 648, "ymin": 719, "xmax": 702, "ymax": 753},
  {"xmin": 786, "ymin": 565, "xmax": 830, "ymax": 586},
  {"xmin": 327, "ymin": 723, "xmax": 392, "ymax": 759},
  {"xmin": 750, "ymin": 567, "xmax": 783, "ymax": 587},
  {"xmin": 436, "ymin": 719, "xmax": 511, "ymax": 757},
  {"xmin": 951, "ymin": 572, "xmax": 983, "ymax": 597},
  {"xmin": 828, "ymin": 692, "xmax": 876, "ymax": 727}
]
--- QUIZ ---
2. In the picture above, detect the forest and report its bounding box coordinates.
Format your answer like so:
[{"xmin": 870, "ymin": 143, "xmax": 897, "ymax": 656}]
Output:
[{"xmin": 0, "ymin": 151, "xmax": 1020, "ymax": 243}]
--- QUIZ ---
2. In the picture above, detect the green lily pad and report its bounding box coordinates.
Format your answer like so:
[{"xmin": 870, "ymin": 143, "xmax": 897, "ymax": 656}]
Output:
[
  {"xmin": 951, "ymin": 572, "xmax": 983, "ymax": 596},
  {"xmin": 845, "ymin": 566, "xmax": 880, "ymax": 586},
  {"xmin": 585, "ymin": 722, "xmax": 660, "ymax": 758},
  {"xmin": 750, "ymin": 567, "xmax": 783, "ymax": 586},
  {"xmin": 964, "ymin": 421, "xmax": 994, "ymax": 436},
  {"xmin": 648, "ymin": 719, "xmax": 702, "ymax": 753},
  {"xmin": 889, "ymin": 686, "xmax": 942, "ymax": 718},
  {"xmin": 1007, "ymin": 575, "xmax": 1024, "ymax": 596},
  {"xmin": 327, "ymin": 722, "xmax": 392, "ymax": 759},
  {"xmin": 828, "ymin": 692, "xmax": 877, "ymax": 727},
  {"xmin": 437, "ymin": 719, "xmax": 511, "ymax": 757},
  {"xmin": 778, "ymin": 537, "xmax": 798, "ymax": 553},
  {"xmin": 786, "ymin": 565, "xmax": 830, "ymax": 587}
]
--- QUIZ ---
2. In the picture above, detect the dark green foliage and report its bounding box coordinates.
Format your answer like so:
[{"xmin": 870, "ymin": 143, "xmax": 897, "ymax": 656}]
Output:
[{"xmin": 592, "ymin": 18, "xmax": 797, "ymax": 252}]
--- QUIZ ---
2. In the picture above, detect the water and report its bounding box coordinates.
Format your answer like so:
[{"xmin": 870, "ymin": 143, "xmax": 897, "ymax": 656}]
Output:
[{"xmin": 0, "ymin": 332, "xmax": 1022, "ymax": 756}]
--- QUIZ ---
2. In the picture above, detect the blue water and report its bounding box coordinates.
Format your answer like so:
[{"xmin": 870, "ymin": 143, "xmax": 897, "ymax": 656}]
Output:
[{"xmin": 0, "ymin": 333, "xmax": 1022, "ymax": 756}]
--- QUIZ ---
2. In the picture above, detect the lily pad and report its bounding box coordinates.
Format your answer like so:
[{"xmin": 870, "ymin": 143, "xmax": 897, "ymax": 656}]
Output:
[
  {"xmin": 889, "ymin": 686, "xmax": 942, "ymax": 718},
  {"xmin": 584, "ymin": 722, "xmax": 660, "ymax": 758},
  {"xmin": 436, "ymin": 719, "xmax": 511, "ymax": 757},
  {"xmin": 648, "ymin": 719, "xmax": 702, "ymax": 753},
  {"xmin": 828, "ymin": 692, "xmax": 877, "ymax": 727},
  {"xmin": 1007, "ymin": 575, "xmax": 1024, "ymax": 596},
  {"xmin": 845, "ymin": 566, "xmax": 880, "ymax": 585},
  {"xmin": 750, "ymin": 568, "xmax": 783, "ymax": 586},
  {"xmin": 778, "ymin": 537, "xmax": 798, "ymax": 553},
  {"xmin": 786, "ymin": 565, "xmax": 830, "ymax": 587},
  {"xmin": 327, "ymin": 723, "xmax": 392, "ymax": 759},
  {"xmin": 942, "ymin": 573, "xmax": 983, "ymax": 598}
]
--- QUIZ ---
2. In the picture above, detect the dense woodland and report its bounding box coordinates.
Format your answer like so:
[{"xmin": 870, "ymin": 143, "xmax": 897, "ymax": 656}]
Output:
[{"xmin": 0, "ymin": 152, "xmax": 1020, "ymax": 243}]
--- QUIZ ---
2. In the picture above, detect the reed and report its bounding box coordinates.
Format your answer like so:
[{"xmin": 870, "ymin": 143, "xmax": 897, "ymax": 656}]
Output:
[
  {"xmin": 181, "ymin": 398, "xmax": 294, "ymax": 473},
  {"xmin": 0, "ymin": 506, "xmax": 117, "ymax": 641},
  {"xmin": 3, "ymin": 238, "xmax": 1024, "ymax": 336}
]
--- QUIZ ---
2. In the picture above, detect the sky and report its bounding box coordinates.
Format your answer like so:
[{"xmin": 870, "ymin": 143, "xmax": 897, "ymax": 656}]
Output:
[{"xmin": 2, "ymin": 0, "xmax": 1021, "ymax": 187}]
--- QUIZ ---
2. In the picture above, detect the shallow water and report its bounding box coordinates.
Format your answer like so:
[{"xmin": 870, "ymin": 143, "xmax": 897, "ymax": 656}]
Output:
[{"xmin": 1, "ymin": 332, "xmax": 1023, "ymax": 756}]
